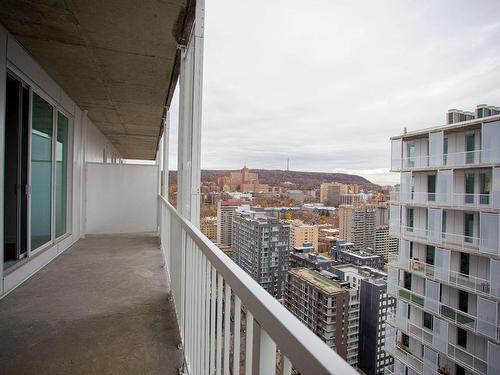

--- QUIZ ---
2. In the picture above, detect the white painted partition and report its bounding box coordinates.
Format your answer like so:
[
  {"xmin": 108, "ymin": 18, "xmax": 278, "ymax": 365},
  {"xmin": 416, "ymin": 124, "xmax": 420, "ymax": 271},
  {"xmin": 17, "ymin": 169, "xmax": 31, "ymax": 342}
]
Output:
[{"xmin": 85, "ymin": 163, "xmax": 158, "ymax": 234}]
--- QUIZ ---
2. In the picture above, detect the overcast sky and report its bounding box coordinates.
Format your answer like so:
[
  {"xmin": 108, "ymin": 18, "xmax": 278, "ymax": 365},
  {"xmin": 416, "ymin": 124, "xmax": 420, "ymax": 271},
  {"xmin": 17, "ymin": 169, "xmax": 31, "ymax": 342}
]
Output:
[{"xmin": 168, "ymin": 0, "xmax": 500, "ymax": 185}]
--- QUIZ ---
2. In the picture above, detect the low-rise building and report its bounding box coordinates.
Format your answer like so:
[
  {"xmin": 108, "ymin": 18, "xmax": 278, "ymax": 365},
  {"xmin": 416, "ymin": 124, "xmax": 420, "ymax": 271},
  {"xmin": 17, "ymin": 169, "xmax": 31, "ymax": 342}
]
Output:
[
  {"xmin": 289, "ymin": 252, "xmax": 337, "ymax": 271},
  {"xmin": 330, "ymin": 244, "xmax": 384, "ymax": 270}
]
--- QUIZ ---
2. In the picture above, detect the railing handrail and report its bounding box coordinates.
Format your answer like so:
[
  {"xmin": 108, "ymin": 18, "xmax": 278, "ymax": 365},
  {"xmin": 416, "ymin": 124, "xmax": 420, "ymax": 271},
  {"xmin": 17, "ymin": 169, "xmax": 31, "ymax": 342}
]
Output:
[{"xmin": 160, "ymin": 195, "xmax": 356, "ymax": 375}]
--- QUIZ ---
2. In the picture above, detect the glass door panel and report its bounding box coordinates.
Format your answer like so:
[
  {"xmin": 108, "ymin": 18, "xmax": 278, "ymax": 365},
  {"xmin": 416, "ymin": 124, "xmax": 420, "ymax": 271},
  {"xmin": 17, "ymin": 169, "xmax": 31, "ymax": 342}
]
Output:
[
  {"xmin": 480, "ymin": 171, "xmax": 491, "ymax": 205},
  {"xmin": 466, "ymin": 134, "xmax": 475, "ymax": 164},
  {"xmin": 464, "ymin": 213, "xmax": 474, "ymax": 244},
  {"xmin": 465, "ymin": 173, "xmax": 475, "ymax": 204},
  {"xmin": 428, "ymin": 175, "xmax": 436, "ymax": 201},
  {"xmin": 31, "ymin": 93, "xmax": 53, "ymax": 250},
  {"xmin": 56, "ymin": 113, "xmax": 68, "ymax": 238}
]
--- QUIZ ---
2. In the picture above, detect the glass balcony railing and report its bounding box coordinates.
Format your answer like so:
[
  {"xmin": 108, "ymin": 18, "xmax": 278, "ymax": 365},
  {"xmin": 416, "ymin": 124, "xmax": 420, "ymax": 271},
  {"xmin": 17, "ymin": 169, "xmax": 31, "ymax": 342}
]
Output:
[
  {"xmin": 391, "ymin": 256, "xmax": 497, "ymax": 300},
  {"xmin": 391, "ymin": 149, "xmax": 493, "ymax": 171},
  {"xmin": 395, "ymin": 225, "xmax": 498, "ymax": 255},
  {"xmin": 390, "ymin": 191, "xmax": 492, "ymax": 209}
]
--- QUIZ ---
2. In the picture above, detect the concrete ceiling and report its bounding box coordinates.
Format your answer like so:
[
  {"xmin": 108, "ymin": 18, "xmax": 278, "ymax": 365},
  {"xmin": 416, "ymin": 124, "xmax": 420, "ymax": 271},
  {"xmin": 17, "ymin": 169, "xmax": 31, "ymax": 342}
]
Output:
[{"xmin": 0, "ymin": 0, "xmax": 194, "ymax": 159}]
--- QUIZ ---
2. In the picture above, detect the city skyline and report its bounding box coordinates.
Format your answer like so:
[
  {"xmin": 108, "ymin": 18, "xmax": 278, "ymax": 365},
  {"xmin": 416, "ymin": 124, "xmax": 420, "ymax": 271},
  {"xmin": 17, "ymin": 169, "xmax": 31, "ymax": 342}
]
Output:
[{"xmin": 166, "ymin": 0, "xmax": 500, "ymax": 186}]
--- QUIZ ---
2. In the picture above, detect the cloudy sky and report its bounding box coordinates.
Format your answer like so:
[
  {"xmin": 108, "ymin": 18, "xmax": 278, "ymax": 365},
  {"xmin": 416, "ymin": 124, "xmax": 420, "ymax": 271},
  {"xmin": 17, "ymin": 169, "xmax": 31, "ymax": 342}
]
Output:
[{"xmin": 169, "ymin": 0, "xmax": 500, "ymax": 185}]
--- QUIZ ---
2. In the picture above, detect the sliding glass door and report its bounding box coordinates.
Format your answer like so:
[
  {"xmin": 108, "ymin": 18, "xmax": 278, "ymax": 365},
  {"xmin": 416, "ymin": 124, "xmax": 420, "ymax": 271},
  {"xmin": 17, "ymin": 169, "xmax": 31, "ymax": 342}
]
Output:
[
  {"xmin": 56, "ymin": 113, "xmax": 69, "ymax": 238},
  {"xmin": 30, "ymin": 93, "xmax": 53, "ymax": 250}
]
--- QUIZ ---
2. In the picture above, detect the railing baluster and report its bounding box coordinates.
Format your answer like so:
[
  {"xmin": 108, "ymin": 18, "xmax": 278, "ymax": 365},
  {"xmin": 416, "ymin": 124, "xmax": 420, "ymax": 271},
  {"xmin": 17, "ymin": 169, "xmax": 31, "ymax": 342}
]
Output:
[
  {"xmin": 216, "ymin": 274, "xmax": 223, "ymax": 375},
  {"xmin": 223, "ymin": 284, "xmax": 231, "ymax": 375},
  {"xmin": 245, "ymin": 311, "xmax": 254, "ymax": 375},
  {"xmin": 259, "ymin": 328, "xmax": 277, "ymax": 375},
  {"xmin": 210, "ymin": 266, "xmax": 216, "ymax": 374},
  {"xmin": 233, "ymin": 296, "xmax": 241, "ymax": 375},
  {"xmin": 194, "ymin": 244, "xmax": 201, "ymax": 374},
  {"xmin": 282, "ymin": 355, "xmax": 292, "ymax": 375},
  {"xmin": 204, "ymin": 257, "xmax": 211, "ymax": 375}
]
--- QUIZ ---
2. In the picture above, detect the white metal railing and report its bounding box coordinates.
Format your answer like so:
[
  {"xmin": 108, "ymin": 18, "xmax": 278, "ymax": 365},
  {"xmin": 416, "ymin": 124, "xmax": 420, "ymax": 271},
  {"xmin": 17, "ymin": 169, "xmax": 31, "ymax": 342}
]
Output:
[
  {"xmin": 159, "ymin": 196, "xmax": 356, "ymax": 375},
  {"xmin": 390, "ymin": 191, "xmax": 492, "ymax": 209},
  {"xmin": 392, "ymin": 149, "xmax": 491, "ymax": 170}
]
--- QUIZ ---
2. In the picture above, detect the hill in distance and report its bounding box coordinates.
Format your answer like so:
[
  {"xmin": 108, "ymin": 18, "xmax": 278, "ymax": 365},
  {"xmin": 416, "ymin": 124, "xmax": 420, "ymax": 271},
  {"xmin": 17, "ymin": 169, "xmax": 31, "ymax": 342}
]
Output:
[{"xmin": 170, "ymin": 169, "xmax": 381, "ymax": 191}]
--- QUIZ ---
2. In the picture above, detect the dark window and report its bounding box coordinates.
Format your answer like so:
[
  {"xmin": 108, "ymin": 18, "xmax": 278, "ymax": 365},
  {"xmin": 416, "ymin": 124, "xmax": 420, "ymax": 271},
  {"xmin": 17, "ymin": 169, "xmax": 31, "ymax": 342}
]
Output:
[
  {"xmin": 443, "ymin": 137, "xmax": 449, "ymax": 165},
  {"xmin": 464, "ymin": 213, "xmax": 474, "ymax": 244},
  {"xmin": 426, "ymin": 245, "xmax": 435, "ymax": 266},
  {"xmin": 456, "ymin": 364, "xmax": 466, "ymax": 375},
  {"xmin": 409, "ymin": 241, "xmax": 413, "ymax": 259},
  {"xmin": 427, "ymin": 175, "xmax": 436, "ymax": 201},
  {"xmin": 480, "ymin": 172, "xmax": 491, "ymax": 205},
  {"xmin": 458, "ymin": 290, "xmax": 468, "ymax": 313},
  {"xmin": 457, "ymin": 327, "xmax": 467, "ymax": 348},
  {"xmin": 460, "ymin": 252, "xmax": 470, "ymax": 276},
  {"xmin": 423, "ymin": 312, "xmax": 433, "ymax": 331},
  {"xmin": 404, "ymin": 272, "xmax": 412, "ymax": 290},
  {"xmin": 466, "ymin": 134, "xmax": 475, "ymax": 164},
  {"xmin": 406, "ymin": 208, "xmax": 414, "ymax": 230},
  {"xmin": 465, "ymin": 173, "xmax": 475, "ymax": 204},
  {"xmin": 402, "ymin": 333, "xmax": 409, "ymax": 348}
]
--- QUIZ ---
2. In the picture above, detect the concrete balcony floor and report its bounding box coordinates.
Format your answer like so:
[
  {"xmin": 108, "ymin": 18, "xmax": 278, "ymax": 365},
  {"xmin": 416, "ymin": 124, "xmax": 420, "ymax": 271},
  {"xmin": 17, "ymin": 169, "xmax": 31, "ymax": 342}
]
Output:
[{"xmin": 0, "ymin": 234, "xmax": 183, "ymax": 374}]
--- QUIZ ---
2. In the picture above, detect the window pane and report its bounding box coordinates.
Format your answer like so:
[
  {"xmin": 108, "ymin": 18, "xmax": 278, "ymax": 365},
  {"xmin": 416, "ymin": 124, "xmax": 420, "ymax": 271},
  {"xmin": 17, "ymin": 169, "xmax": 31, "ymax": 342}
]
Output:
[
  {"xmin": 56, "ymin": 113, "xmax": 68, "ymax": 237},
  {"xmin": 31, "ymin": 93, "xmax": 53, "ymax": 250}
]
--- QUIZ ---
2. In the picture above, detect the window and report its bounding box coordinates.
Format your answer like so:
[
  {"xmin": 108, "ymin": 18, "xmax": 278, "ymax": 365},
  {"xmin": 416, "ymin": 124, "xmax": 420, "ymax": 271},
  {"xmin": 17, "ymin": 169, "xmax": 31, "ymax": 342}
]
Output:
[
  {"xmin": 458, "ymin": 290, "xmax": 468, "ymax": 313},
  {"xmin": 480, "ymin": 171, "xmax": 491, "ymax": 205},
  {"xmin": 427, "ymin": 175, "xmax": 436, "ymax": 201},
  {"xmin": 456, "ymin": 364, "xmax": 466, "ymax": 375},
  {"xmin": 443, "ymin": 137, "xmax": 448, "ymax": 165},
  {"xmin": 31, "ymin": 93, "xmax": 54, "ymax": 250},
  {"xmin": 407, "ymin": 144, "xmax": 416, "ymax": 168},
  {"xmin": 464, "ymin": 213, "xmax": 474, "ymax": 244},
  {"xmin": 56, "ymin": 113, "xmax": 69, "ymax": 238},
  {"xmin": 404, "ymin": 272, "xmax": 412, "ymax": 290},
  {"xmin": 465, "ymin": 173, "xmax": 475, "ymax": 204},
  {"xmin": 423, "ymin": 311, "xmax": 433, "ymax": 330},
  {"xmin": 466, "ymin": 134, "xmax": 475, "ymax": 164},
  {"xmin": 406, "ymin": 208, "xmax": 414, "ymax": 231},
  {"xmin": 457, "ymin": 327, "xmax": 467, "ymax": 348},
  {"xmin": 426, "ymin": 245, "xmax": 435, "ymax": 265},
  {"xmin": 401, "ymin": 333, "xmax": 409, "ymax": 348},
  {"xmin": 460, "ymin": 252, "xmax": 470, "ymax": 276}
]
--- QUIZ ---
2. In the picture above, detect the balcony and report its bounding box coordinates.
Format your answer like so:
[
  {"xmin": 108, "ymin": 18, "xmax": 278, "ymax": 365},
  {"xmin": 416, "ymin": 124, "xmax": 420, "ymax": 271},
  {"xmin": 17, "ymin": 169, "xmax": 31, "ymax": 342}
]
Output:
[
  {"xmin": 389, "ymin": 255, "xmax": 496, "ymax": 301},
  {"xmin": 0, "ymin": 235, "xmax": 184, "ymax": 373},
  {"xmin": 392, "ymin": 150, "xmax": 490, "ymax": 171},
  {"xmin": 394, "ymin": 225, "xmax": 499, "ymax": 255},
  {"xmin": 390, "ymin": 191, "xmax": 493, "ymax": 210},
  {"xmin": 387, "ymin": 277, "xmax": 500, "ymax": 341},
  {"xmin": 386, "ymin": 309, "xmax": 488, "ymax": 375}
]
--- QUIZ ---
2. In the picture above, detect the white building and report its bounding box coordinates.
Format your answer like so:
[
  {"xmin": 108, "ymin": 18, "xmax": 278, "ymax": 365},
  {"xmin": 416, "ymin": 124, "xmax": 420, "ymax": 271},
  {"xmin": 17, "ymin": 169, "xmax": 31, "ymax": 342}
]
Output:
[{"xmin": 386, "ymin": 108, "xmax": 500, "ymax": 375}]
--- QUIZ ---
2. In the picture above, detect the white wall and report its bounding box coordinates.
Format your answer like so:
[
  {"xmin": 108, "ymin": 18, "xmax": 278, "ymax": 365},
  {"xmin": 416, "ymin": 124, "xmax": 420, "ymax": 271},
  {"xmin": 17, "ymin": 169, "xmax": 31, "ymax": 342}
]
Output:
[
  {"xmin": 0, "ymin": 25, "xmax": 123, "ymax": 296},
  {"xmin": 85, "ymin": 163, "xmax": 158, "ymax": 234}
]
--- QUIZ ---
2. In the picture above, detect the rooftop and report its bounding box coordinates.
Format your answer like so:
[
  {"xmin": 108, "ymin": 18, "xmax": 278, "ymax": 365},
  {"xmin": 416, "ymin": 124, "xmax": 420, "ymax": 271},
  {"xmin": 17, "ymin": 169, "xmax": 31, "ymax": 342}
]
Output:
[{"xmin": 290, "ymin": 268, "xmax": 345, "ymax": 294}]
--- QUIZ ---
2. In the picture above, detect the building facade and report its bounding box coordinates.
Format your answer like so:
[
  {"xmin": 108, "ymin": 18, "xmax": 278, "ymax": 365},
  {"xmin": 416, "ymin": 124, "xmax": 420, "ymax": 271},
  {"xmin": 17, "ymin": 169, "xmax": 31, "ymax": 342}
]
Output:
[
  {"xmin": 232, "ymin": 209, "xmax": 290, "ymax": 298},
  {"xmin": 320, "ymin": 182, "xmax": 348, "ymax": 206},
  {"xmin": 200, "ymin": 216, "xmax": 217, "ymax": 242},
  {"xmin": 290, "ymin": 220, "xmax": 319, "ymax": 251},
  {"xmin": 216, "ymin": 201, "xmax": 249, "ymax": 246},
  {"xmin": 386, "ymin": 108, "xmax": 500, "ymax": 375},
  {"xmin": 284, "ymin": 268, "xmax": 356, "ymax": 365},
  {"xmin": 374, "ymin": 225, "xmax": 399, "ymax": 262},
  {"xmin": 339, "ymin": 204, "xmax": 376, "ymax": 251}
]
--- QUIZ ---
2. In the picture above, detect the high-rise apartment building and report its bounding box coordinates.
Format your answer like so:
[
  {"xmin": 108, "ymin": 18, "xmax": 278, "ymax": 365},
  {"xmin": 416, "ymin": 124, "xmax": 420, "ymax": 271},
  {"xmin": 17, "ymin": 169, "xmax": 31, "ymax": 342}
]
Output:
[
  {"xmin": 374, "ymin": 225, "xmax": 399, "ymax": 262},
  {"xmin": 339, "ymin": 204, "xmax": 376, "ymax": 251},
  {"xmin": 386, "ymin": 108, "xmax": 500, "ymax": 375},
  {"xmin": 232, "ymin": 209, "xmax": 290, "ymax": 298},
  {"xmin": 200, "ymin": 216, "xmax": 217, "ymax": 241},
  {"xmin": 284, "ymin": 268, "xmax": 358, "ymax": 366},
  {"xmin": 289, "ymin": 220, "xmax": 319, "ymax": 251},
  {"xmin": 320, "ymin": 182, "xmax": 348, "ymax": 206},
  {"xmin": 331, "ymin": 264, "xmax": 395, "ymax": 375},
  {"xmin": 216, "ymin": 201, "xmax": 249, "ymax": 246}
]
